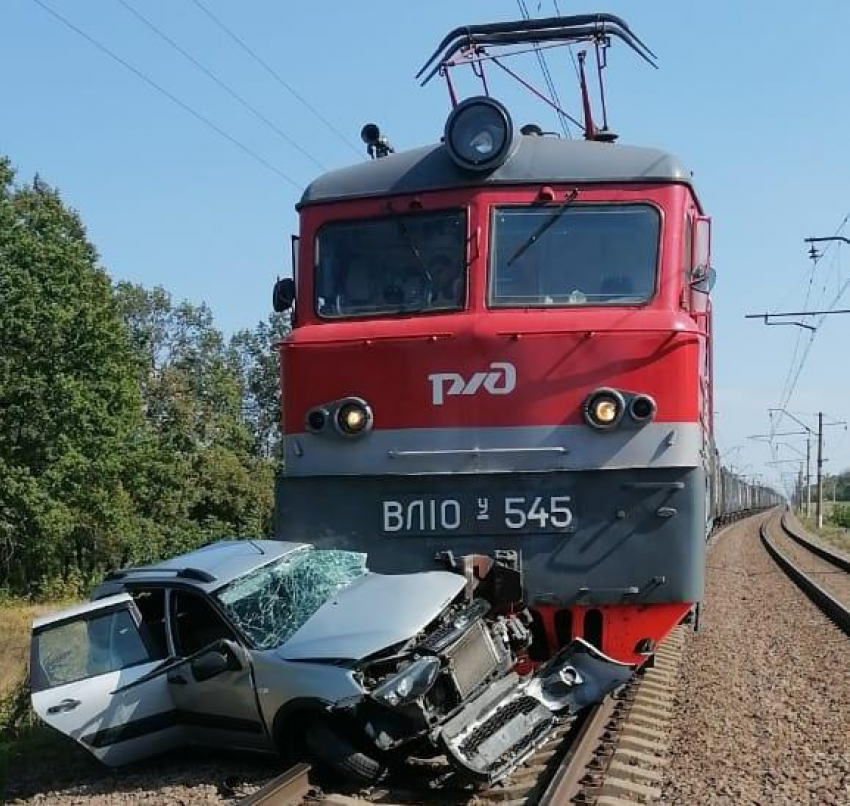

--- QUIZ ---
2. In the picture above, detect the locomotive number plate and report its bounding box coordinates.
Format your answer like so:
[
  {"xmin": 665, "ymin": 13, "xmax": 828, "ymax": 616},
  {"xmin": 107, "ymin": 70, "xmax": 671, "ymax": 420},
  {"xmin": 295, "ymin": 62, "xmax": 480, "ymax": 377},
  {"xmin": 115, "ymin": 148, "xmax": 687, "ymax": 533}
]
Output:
[{"xmin": 380, "ymin": 494, "xmax": 576, "ymax": 535}]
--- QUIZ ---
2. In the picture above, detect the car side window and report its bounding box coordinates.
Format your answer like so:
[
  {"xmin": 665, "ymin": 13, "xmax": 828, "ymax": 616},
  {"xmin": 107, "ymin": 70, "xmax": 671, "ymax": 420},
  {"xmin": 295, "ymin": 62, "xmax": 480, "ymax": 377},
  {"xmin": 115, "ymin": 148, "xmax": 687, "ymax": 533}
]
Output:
[
  {"xmin": 31, "ymin": 607, "xmax": 153, "ymax": 691},
  {"xmin": 170, "ymin": 590, "xmax": 236, "ymax": 657},
  {"xmin": 129, "ymin": 588, "xmax": 169, "ymax": 660}
]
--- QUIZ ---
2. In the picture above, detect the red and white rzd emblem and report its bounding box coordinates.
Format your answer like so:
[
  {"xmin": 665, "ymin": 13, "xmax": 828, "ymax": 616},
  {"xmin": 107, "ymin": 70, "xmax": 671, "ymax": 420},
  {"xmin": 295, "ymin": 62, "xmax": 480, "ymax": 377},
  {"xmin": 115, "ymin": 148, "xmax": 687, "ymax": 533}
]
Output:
[{"xmin": 428, "ymin": 362, "xmax": 516, "ymax": 406}]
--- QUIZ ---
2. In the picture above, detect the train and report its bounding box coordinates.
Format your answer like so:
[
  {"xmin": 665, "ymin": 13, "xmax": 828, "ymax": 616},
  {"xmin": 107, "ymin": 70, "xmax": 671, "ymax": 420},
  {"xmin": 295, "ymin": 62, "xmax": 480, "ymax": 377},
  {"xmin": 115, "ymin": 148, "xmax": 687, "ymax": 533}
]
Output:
[
  {"xmin": 712, "ymin": 462, "xmax": 782, "ymax": 527},
  {"xmin": 271, "ymin": 14, "xmax": 782, "ymax": 668}
]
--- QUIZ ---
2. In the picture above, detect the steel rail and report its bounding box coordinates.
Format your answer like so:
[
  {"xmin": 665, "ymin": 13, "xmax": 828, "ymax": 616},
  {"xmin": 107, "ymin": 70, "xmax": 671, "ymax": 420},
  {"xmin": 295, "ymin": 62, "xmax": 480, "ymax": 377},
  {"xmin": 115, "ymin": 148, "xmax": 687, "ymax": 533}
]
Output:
[
  {"xmin": 237, "ymin": 763, "xmax": 311, "ymax": 806},
  {"xmin": 760, "ymin": 516, "xmax": 850, "ymax": 637},
  {"xmin": 536, "ymin": 696, "xmax": 616, "ymax": 805},
  {"xmin": 780, "ymin": 512, "xmax": 850, "ymax": 572}
]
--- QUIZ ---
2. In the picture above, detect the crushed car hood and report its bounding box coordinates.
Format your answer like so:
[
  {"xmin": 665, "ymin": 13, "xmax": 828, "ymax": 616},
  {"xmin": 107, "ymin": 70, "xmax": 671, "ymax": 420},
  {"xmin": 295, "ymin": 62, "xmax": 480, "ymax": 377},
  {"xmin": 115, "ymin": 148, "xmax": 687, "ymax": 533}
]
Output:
[{"xmin": 277, "ymin": 571, "xmax": 465, "ymax": 660}]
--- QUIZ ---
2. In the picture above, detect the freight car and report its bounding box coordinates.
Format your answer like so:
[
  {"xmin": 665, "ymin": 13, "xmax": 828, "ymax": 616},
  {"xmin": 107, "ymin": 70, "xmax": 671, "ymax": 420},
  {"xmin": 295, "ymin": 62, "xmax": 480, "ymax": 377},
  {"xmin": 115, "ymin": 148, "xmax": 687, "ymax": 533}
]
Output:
[{"xmin": 711, "ymin": 460, "xmax": 782, "ymax": 528}]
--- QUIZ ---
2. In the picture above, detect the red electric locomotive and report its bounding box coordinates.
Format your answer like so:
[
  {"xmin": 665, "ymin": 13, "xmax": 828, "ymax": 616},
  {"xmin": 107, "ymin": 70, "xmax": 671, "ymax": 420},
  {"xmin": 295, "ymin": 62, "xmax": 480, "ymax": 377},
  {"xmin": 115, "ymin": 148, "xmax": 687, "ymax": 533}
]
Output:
[{"xmin": 273, "ymin": 15, "xmax": 718, "ymax": 667}]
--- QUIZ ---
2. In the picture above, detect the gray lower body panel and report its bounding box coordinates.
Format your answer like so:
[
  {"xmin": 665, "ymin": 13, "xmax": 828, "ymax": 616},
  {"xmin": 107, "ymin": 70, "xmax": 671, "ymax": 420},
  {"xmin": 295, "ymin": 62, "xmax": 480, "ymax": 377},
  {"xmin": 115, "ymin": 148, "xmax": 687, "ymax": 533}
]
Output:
[{"xmin": 274, "ymin": 467, "xmax": 706, "ymax": 606}]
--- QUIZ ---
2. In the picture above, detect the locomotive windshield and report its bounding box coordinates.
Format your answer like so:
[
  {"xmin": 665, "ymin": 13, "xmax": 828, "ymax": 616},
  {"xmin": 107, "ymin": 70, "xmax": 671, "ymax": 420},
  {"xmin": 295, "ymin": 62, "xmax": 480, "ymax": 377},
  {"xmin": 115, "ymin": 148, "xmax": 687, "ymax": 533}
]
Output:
[
  {"xmin": 489, "ymin": 204, "xmax": 659, "ymax": 307},
  {"xmin": 315, "ymin": 209, "xmax": 466, "ymax": 318}
]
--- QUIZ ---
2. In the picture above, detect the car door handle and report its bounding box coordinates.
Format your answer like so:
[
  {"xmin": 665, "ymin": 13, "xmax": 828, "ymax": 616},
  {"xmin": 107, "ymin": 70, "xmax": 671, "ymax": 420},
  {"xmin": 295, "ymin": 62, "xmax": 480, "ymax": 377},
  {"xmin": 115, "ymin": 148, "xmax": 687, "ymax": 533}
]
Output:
[
  {"xmin": 47, "ymin": 698, "xmax": 81, "ymax": 714},
  {"xmin": 167, "ymin": 674, "xmax": 188, "ymax": 685}
]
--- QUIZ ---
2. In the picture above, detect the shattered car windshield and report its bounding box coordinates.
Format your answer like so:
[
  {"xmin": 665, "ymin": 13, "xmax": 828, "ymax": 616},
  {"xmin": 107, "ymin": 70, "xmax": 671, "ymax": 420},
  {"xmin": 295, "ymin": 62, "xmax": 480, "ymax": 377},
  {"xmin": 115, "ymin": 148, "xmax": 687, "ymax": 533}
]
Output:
[{"xmin": 214, "ymin": 548, "xmax": 368, "ymax": 650}]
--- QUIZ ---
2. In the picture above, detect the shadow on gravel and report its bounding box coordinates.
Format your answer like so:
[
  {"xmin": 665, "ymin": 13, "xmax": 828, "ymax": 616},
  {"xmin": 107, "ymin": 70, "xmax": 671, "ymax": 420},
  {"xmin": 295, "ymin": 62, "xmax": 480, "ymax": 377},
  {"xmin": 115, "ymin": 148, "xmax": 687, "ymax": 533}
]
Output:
[{"xmin": 2, "ymin": 736, "xmax": 280, "ymax": 803}]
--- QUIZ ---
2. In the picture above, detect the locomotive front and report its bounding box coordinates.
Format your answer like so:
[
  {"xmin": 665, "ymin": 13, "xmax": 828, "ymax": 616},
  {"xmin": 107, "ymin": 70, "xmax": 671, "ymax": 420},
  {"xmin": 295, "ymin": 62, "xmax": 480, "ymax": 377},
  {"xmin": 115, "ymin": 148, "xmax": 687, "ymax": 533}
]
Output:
[
  {"xmin": 274, "ymin": 110, "xmax": 713, "ymax": 667},
  {"xmin": 274, "ymin": 17, "xmax": 715, "ymax": 666}
]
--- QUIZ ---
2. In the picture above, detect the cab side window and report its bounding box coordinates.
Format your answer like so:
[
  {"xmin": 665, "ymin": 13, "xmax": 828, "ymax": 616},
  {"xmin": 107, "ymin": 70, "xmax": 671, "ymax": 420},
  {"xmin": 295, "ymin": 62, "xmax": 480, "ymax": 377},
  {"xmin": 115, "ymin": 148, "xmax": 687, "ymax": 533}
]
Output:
[
  {"xmin": 170, "ymin": 591, "xmax": 236, "ymax": 656},
  {"xmin": 681, "ymin": 215, "xmax": 693, "ymax": 308}
]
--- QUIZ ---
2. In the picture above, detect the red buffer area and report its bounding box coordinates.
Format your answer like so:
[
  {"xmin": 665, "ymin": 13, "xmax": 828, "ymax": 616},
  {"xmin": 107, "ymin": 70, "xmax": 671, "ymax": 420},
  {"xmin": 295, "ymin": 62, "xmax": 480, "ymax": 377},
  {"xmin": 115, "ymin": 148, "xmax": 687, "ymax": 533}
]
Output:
[{"xmin": 531, "ymin": 602, "xmax": 692, "ymax": 666}]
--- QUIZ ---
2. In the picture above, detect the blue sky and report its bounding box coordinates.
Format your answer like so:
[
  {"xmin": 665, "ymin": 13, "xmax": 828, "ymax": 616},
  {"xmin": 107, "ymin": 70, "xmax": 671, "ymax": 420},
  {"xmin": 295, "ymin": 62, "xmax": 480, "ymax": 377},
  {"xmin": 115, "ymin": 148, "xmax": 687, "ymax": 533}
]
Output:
[{"xmin": 3, "ymin": 1, "xmax": 849, "ymax": 492}]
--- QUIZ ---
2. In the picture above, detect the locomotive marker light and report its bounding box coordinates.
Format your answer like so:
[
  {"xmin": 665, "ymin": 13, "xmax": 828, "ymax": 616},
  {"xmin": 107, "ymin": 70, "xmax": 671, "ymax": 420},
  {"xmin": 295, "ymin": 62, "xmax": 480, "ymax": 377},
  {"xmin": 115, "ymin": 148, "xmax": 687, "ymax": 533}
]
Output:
[
  {"xmin": 444, "ymin": 96, "xmax": 513, "ymax": 172},
  {"xmin": 334, "ymin": 397, "xmax": 374, "ymax": 437},
  {"xmin": 583, "ymin": 388, "xmax": 625, "ymax": 430},
  {"xmin": 305, "ymin": 407, "xmax": 329, "ymax": 433},
  {"xmin": 629, "ymin": 394, "xmax": 657, "ymax": 423}
]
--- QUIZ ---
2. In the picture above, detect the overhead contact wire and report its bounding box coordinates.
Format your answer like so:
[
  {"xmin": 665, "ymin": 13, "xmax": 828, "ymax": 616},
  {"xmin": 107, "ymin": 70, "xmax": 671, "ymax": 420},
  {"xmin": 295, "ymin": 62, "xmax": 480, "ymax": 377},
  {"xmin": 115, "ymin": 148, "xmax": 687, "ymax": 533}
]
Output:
[
  {"xmin": 517, "ymin": 0, "xmax": 571, "ymax": 138},
  {"xmin": 188, "ymin": 0, "xmax": 362, "ymax": 158},
  {"xmin": 775, "ymin": 214, "xmax": 849, "ymax": 420},
  {"xmin": 553, "ymin": 1, "xmax": 582, "ymax": 84},
  {"xmin": 31, "ymin": 0, "xmax": 303, "ymax": 189},
  {"xmin": 116, "ymin": 0, "xmax": 327, "ymax": 171}
]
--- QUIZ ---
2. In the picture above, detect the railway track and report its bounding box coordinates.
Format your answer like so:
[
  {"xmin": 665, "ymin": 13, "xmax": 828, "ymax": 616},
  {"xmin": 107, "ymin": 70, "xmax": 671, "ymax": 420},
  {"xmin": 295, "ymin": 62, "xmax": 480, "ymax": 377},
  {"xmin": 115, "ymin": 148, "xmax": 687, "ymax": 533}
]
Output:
[
  {"xmin": 760, "ymin": 510, "xmax": 850, "ymax": 636},
  {"xmin": 240, "ymin": 629, "xmax": 687, "ymax": 806}
]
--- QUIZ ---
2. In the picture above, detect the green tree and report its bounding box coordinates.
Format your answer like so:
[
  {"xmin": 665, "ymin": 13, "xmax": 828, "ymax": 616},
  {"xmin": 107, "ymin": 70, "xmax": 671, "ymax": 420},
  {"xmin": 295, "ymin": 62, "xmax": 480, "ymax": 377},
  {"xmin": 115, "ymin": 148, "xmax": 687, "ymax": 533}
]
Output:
[
  {"xmin": 0, "ymin": 156, "xmax": 282, "ymax": 596},
  {"xmin": 114, "ymin": 283, "xmax": 277, "ymax": 555},
  {"xmin": 0, "ymin": 160, "xmax": 140, "ymax": 592},
  {"xmin": 230, "ymin": 312, "xmax": 290, "ymax": 461}
]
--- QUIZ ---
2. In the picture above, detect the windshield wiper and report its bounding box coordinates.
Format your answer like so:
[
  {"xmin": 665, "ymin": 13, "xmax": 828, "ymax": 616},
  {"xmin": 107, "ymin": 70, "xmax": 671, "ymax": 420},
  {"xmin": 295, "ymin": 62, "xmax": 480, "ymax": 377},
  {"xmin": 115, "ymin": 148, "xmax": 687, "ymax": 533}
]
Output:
[
  {"xmin": 506, "ymin": 189, "xmax": 579, "ymax": 267},
  {"xmin": 385, "ymin": 202, "xmax": 434, "ymax": 290}
]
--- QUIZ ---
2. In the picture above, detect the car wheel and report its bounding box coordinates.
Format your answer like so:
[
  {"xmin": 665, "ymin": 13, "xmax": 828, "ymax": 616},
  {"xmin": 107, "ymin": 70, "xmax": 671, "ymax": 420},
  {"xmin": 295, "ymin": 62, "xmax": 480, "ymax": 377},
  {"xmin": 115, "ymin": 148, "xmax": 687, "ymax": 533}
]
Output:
[{"xmin": 303, "ymin": 719, "xmax": 386, "ymax": 784}]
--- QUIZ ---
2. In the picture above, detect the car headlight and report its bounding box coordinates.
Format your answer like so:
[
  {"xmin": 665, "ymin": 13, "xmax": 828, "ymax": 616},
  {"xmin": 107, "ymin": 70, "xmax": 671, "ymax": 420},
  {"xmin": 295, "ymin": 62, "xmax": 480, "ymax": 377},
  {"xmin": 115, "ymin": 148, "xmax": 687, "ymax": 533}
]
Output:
[
  {"xmin": 370, "ymin": 656, "xmax": 440, "ymax": 707},
  {"xmin": 444, "ymin": 96, "xmax": 513, "ymax": 172},
  {"xmin": 583, "ymin": 388, "xmax": 625, "ymax": 430}
]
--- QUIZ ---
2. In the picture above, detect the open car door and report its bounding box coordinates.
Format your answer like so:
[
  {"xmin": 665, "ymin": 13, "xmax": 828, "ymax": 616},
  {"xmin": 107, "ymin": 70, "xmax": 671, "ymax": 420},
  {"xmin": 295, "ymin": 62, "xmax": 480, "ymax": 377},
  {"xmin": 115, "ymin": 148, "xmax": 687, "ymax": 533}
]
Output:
[{"xmin": 30, "ymin": 593, "xmax": 183, "ymax": 766}]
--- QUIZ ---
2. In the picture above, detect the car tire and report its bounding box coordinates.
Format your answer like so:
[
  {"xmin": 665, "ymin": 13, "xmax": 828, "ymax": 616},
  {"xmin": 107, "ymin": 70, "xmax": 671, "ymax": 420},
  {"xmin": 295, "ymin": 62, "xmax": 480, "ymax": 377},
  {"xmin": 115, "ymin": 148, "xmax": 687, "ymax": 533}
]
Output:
[{"xmin": 303, "ymin": 719, "xmax": 386, "ymax": 784}]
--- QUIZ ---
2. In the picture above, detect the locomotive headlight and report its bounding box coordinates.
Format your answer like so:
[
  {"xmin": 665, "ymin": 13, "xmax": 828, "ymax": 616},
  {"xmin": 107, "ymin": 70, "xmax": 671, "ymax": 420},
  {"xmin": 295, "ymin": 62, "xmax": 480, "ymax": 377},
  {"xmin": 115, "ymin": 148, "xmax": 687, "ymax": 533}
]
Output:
[
  {"xmin": 594, "ymin": 399, "xmax": 620, "ymax": 424},
  {"xmin": 584, "ymin": 389, "xmax": 625, "ymax": 430},
  {"xmin": 334, "ymin": 398, "xmax": 374, "ymax": 437},
  {"xmin": 444, "ymin": 96, "xmax": 513, "ymax": 172}
]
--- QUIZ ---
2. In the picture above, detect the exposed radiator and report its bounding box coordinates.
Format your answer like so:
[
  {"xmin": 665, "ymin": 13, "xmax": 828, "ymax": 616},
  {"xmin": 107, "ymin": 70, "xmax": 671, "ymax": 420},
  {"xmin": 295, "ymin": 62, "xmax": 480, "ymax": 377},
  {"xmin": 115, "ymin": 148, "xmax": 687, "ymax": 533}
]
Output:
[{"xmin": 445, "ymin": 620, "xmax": 504, "ymax": 699}]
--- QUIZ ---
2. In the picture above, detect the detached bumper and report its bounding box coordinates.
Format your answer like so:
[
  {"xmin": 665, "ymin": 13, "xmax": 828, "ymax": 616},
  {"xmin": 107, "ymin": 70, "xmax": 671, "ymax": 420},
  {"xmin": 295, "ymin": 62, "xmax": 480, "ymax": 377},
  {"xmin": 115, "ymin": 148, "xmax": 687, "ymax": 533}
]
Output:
[{"xmin": 438, "ymin": 639, "xmax": 634, "ymax": 783}]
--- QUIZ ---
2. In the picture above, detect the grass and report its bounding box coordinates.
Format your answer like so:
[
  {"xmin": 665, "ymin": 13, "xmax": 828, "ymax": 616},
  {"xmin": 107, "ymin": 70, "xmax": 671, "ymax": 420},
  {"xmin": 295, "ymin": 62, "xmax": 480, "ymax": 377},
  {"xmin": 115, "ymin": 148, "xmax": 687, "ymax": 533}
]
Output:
[
  {"xmin": 794, "ymin": 503, "xmax": 850, "ymax": 555},
  {"xmin": 0, "ymin": 598, "xmax": 81, "ymax": 799}
]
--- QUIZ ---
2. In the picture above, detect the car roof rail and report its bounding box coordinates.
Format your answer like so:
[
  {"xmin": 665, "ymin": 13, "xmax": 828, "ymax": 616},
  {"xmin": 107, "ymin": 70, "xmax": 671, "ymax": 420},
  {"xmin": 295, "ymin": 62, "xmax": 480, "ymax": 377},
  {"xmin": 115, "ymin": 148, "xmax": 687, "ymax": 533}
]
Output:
[{"xmin": 104, "ymin": 566, "xmax": 217, "ymax": 583}]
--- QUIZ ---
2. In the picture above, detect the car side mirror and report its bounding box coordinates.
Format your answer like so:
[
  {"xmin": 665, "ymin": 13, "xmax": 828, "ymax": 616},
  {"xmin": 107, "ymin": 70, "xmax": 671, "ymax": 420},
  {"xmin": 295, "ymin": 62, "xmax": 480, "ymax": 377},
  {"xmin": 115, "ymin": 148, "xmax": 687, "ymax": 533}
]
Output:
[
  {"xmin": 273, "ymin": 277, "xmax": 296, "ymax": 312},
  {"xmin": 191, "ymin": 642, "xmax": 241, "ymax": 682}
]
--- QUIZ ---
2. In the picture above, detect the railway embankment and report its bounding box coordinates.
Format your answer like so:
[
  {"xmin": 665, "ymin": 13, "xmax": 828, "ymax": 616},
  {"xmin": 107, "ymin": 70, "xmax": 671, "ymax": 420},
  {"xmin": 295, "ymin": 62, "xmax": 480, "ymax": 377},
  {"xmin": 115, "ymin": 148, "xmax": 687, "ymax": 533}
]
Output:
[
  {"xmin": 662, "ymin": 514, "xmax": 850, "ymax": 805},
  {"xmin": 8, "ymin": 513, "xmax": 847, "ymax": 805}
]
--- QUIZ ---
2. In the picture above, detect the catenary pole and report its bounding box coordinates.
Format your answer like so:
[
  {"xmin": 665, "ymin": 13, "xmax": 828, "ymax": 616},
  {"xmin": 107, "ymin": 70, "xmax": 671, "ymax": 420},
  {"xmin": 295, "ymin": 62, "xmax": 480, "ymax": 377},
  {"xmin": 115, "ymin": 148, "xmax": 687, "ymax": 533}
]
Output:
[
  {"xmin": 806, "ymin": 432, "xmax": 811, "ymax": 517},
  {"xmin": 817, "ymin": 412, "xmax": 824, "ymax": 528}
]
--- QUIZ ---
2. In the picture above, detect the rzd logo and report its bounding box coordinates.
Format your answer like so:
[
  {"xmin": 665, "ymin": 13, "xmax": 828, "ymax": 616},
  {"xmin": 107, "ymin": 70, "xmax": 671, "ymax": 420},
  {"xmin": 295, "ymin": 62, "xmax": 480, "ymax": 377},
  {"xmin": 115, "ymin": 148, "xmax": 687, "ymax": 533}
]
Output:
[{"xmin": 428, "ymin": 362, "xmax": 516, "ymax": 406}]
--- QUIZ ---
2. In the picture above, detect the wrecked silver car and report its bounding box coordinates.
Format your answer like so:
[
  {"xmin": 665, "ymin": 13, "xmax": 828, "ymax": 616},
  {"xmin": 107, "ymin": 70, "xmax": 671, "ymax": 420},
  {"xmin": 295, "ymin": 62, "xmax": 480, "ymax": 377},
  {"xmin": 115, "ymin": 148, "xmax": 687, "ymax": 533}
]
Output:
[{"xmin": 30, "ymin": 540, "xmax": 632, "ymax": 783}]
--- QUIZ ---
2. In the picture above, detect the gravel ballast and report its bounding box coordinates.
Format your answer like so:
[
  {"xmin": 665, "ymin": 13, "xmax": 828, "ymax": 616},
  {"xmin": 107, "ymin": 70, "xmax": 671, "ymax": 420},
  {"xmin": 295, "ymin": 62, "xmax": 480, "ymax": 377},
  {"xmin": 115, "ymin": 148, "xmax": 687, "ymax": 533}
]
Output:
[
  {"xmin": 3, "ymin": 746, "xmax": 278, "ymax": 804},
  {"xmin": 768, "ymin": 519, "xmax": 850, "ymax": 607},
  {"xmin": 662, "ymin": 514, "xmax": 850, "ymax": 805}
]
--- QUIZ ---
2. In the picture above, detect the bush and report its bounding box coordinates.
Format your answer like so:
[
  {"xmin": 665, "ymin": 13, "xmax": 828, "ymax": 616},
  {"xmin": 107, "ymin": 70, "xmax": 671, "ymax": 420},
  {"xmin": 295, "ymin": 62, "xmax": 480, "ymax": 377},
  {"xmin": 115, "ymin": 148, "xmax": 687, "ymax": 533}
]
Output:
[{"xmin": 830, "ymin": 504, "xmax": 850, "ymax": 529}]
